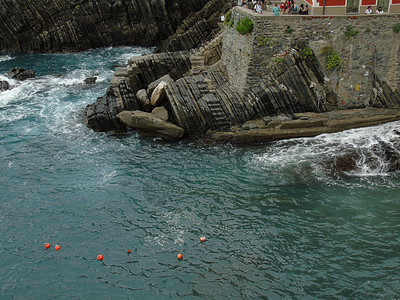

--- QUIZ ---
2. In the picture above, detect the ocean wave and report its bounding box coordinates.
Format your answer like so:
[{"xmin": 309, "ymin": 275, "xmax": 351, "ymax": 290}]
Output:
[
  {"xmin": 0, "ymin": 54, "xmax": 13, "ymax": 62},
  {"xmin": 251, "ymin": 121, "xmax": 400, "ymax": 180}
]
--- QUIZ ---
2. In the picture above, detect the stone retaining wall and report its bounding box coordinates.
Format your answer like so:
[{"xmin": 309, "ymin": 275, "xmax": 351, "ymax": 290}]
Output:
[{"xmin": 223, "ymin": 8, "xmax": 400, "ymax": 108}]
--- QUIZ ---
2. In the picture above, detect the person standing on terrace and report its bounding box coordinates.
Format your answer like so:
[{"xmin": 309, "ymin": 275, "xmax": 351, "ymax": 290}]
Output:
[{"xmin": 273, "ymin": 3, "xmax": 281, "ymax": 15}]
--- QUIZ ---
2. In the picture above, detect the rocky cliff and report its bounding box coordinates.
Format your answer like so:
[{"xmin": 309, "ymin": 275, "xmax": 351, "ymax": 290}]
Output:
[
  {"xmin": 0, "ymin": 0, "xmax": 212, "ymax": 52},
  {"xmin": 83, "ymin": 7, "xmax": 400, "ymax": 142}
]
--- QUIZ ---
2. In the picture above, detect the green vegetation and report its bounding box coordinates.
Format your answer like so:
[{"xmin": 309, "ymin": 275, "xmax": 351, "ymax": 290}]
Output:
[
  {"xmin": 227, "ymin": 19, "xmax": 234, "ymax": 27},
  {"xmin": 344, "ymin": 25, "xmax": 359, "ymax": 39},
  {"xmin": 393, "ymin": 23, "xmax": 400, "ymax": 33},
  {"xmin": 365, "ymin": 27, "xmax": 371, "ymax": 33},
  {"xmin": 257, "ymin": 36, "xmax": 274, "ymax": 48},
  {"xmin": 235, "ymin": 17, "xmax": 254, "ymax": 35},
  {"xmin": 285, "ymin": 26, "xmax": 294, "ymax": 34},
  {"xmin": 321, "ymin": 46, "xmax": 341, "ymax": 70},
  {"xmin": 275, "ymin": 57, "xmax": 283, "ymax": 63},
  {"xmin": 303, "ymin": 47, "xmax": 313, "ymax": 60},
  {"xmin": 224, "ymin": 11, "xmax": 232, "ymax": 25}
]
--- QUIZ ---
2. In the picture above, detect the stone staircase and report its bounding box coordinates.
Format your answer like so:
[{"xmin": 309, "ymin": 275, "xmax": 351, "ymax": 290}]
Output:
[{"xmin": 189, "ymin": 30, "xmax": 225, "ymax": 74}]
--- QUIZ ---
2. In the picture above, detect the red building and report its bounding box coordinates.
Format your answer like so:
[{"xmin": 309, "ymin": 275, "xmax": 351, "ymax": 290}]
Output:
[{"xmin": 306, "ymin": 0, "xmax": 400, "ymax": 14}]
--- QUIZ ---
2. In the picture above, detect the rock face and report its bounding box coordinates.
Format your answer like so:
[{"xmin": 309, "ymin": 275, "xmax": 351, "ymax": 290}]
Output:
[
  {"xmin": 117, "ymin": 110, "xmax": 184, "ymax": 140},
  {"xmin": 156, "ymin": 0, "xmax": 236, "ymax": 52},
  {"xmin": 0, "ymin": 0, "xmax": 211, "ymax": 52},
  {"xmin": 8, "ymin": 67, "xmax": 35, "ymax": 81},
  {"xmin": 83, "ymin": 51, "xmax": 192, "ymax": 134}
]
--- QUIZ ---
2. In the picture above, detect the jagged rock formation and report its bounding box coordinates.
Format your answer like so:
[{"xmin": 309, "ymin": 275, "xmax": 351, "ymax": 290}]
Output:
[
  {"xmin": 83, "ymin": 51, "xmax": 192, "ymax": 133},
  {"xmin": 83, "ymin": 8, "xmax": 400, "ymax": 141},
  {"xmin": 8, "ymin": 67, "xmax": 35, "ymax": 81},
  {"xmin": 0, "ymin": 0, "xmax": 211, "ymax": 52},
  {"xmin": 83, "ymin": 32, "xmax": 338, "ymax": 139},
  {"xmin": 156, "ymin": 0, "xmax": 235, "ymax": 52}
]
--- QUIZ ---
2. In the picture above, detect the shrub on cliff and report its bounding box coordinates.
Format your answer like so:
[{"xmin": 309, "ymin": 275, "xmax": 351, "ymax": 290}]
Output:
[
  {"xmin": 224, "ymin": 11, "xmax": 232, "ymax": 24},
  {"xmin": 321, "ymin": 46, "xmax": 341, "ymax": 70},
  {"xmin": 393, "ymin": 24, "xmax": 400, "ymax": 33},
  {"xmin": 236, "ymin": 17, "xmax": 254, "ymax": 35}
]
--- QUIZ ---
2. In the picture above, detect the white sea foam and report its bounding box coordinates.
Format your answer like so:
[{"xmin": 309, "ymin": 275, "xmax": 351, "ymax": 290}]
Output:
[
  {"xmin": 251, "ymin": 121, "xmax": 400, "ymax": 178},
  {"xmin": 0, "ymin": 55, "xmax": 13, "ymax": 62}
]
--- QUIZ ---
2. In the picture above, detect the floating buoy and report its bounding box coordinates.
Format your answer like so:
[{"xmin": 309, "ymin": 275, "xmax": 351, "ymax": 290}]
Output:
[
  {"xmin": 177, "ymin": 253, "xmax": 183, "ymax": 260},
  {"xmin": 54, "ymin": 245, "xmax": 61, "ymax": 251},
  {"xmin": 127, "ymin": 249, "xmax": 131, "ymax": 254},
  {"xmin": 44, "ymin": 243, "xmax": 51, "ymax": 249},
  {"xmin": 200, "ymin": 236, "xmax": 206, "ymax": 242},
  {"xmin": 97, "ymin": 254, "xmax": 103, "ymax": 261}
]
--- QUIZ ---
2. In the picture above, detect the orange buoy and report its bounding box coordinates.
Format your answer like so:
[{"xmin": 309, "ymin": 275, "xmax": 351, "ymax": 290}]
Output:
[
  {"xmin": 177, "ymin": 253, "xmax": 183, "ymax": 260},
  {"xmin": 44, "ymin": 243, "xmax": 51, "ymax": 249},
  {"xmin": 127, "ymin": 249, "xmax": 131, "ymax": 254},
  {"xmin": 97, "ymin": 254, "xmax": 103, "ymax": 261},
  {"xmin": 54, "ymin": 245, "xmax": 61, "ymax": 251},
  {"xmin": 200, "ymin": 236, "xmax": 206, "ymax": 242}
]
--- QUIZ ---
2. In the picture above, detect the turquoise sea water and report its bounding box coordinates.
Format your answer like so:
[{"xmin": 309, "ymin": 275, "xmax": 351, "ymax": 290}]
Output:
[{"xmin": 0, "ymin": 48, "xmax": 399, "ymax": 299}]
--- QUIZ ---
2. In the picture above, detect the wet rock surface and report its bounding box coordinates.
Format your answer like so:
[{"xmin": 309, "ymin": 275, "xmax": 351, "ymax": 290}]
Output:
[
  {"xmin": 8, "ymin": 67, "xmax": 35, "ymax": 81},
  {"xmin": 0, "ymin": 81, "xmax": 10, "ymax": 91}
]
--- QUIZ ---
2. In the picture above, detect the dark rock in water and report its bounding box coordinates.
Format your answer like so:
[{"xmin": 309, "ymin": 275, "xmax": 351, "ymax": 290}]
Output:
[
  {"xmin": 0, "ymin": 80, "xmax": 10, "ymax": 91},
  {"xmin": 84, "ymin": 77, "xmax": 97, "ymax": 84},
  {"xmin": 8, "ymin": 67, "xmax": 35, "ymax": 81},
  {"xmin": 372, "ymin": 141, "xmax": 400, "ymax": 172}
]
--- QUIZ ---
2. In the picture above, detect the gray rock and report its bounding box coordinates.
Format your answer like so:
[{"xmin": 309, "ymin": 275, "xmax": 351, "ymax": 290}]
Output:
[
  {"xmin": 150, "ymin": 81, "xmax": 168, "ymax": 106},
  {"xmin": 147, "ymin": 74, "xmax": 174, "ymax": 96},
  {"xmin": 0, "ymin": 80, "xmax": 10, "ymax": 91},
  {"xmin": 151, "ymin": 106, "xmax": 169, "ymax": 121},
  {"xmin": 8, "ymin": 67, "xmax": 35, "ymax": 81},
  {"xmin": 84, "ymin": 76, "xmax": 97, "ymax": 84},
  {"xmin": 136, "ymin": 89, "xmax": 152, "ymax": 112},
  {"xmin": 117, "ymin": 110, "xmax": 184, "ymax": 140}
]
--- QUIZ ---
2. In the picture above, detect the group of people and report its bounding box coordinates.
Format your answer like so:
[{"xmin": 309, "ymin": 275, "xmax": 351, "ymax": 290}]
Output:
[
  {"xmin": 272, "ymin": 0, "xmax": 309, "ymax": 15},
  {"xmin": 365, "ymin": 6, "xmax": 384, "ymax": 14},
  {"xmin": 239, "ymin": 0, "xmax": 309, "ymax": 15}
]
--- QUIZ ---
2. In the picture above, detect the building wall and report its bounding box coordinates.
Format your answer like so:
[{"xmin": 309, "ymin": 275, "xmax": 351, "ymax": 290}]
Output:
[{"xmin": 222, "ymin": 7, "xmax": 400, "ymax": 108}]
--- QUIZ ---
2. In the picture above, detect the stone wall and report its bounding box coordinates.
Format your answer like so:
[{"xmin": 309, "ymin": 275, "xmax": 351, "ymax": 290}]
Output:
[{"xmin": 223, "ymin": 8, "xmax": 400, "ymax": 108}]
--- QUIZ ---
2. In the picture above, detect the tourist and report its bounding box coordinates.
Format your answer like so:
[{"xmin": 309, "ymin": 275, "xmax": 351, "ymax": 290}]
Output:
[
  {"xmin": 304, "ymin": 4, "xmax": 309, "ymax": 14},
  {"xmin": 376, "ymin": 6, "xmax": 384, "ymax": 13},
  {"xmin": 254, "ymin": 0, "xmax": 263, "ymax": 13},
  {"xmin": 272, "ymin": 3, "xmax": 280, "ymax": 15},
  {"xmin": 298, "ymin": 4, "xmax": 307, "ymax": 14},
  {"xmin": 365, "ymin": 6, "xmax": 373, "ymax": 14},
  {"xmin": 280, "ymin": 0, "xmax": 286, "ymax": 13},
  {"xmin": 286, "ymin": 0, "xmax": 294, "ymax": 14}
]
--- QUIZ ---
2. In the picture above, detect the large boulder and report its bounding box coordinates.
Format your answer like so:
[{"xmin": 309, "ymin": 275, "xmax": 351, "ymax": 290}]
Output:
[
  {"xmin": 150, "ymin": 81, "xmax": 168, "ymax": 106},
  {"xmin": 117, "ymin": 110, "xmax": 184, "ymax": 140},
  {"xmin": 147, "ymin": 74, "xmax": 174, "ymax": 95},
  {"xmin": 8, "ymin": 67, "xmax": 35, "ymax": 81},
  {"xmin": 136, "ymin": 89, "xmax": 152, "ymax": 112},
  {"xmin": 0, "ymin": 80, "xmax": 9, "ymax": 91},
  {"xmin": 151, "ymin": 106, "xmax": 169, "ymax": 121}
]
